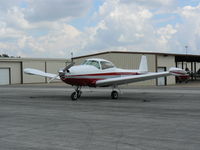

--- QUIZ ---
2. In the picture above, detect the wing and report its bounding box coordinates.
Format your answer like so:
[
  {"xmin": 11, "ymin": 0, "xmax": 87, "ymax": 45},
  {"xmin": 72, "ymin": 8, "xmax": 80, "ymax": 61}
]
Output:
[
  {"xmin": 96, "ymin": 67, "xmax": 187, "ymax": 87},
  {"xmin": 96, "ymin": 72, "xmax": 170, "ymax": 87},
  {"xmin": 24, "ymin": 68, "xmax": 60, "ymax": 80}
]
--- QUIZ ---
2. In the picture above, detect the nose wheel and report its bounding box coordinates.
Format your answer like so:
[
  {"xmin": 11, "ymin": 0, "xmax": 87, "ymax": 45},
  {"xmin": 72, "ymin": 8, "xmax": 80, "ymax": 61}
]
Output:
[
  {"xmin": 71, "ymin": 91, "xmax": 78, "ymax": 100},
  {"xmin": 71, "ymin": 86, "xmax": 82, "ymax": 101}
]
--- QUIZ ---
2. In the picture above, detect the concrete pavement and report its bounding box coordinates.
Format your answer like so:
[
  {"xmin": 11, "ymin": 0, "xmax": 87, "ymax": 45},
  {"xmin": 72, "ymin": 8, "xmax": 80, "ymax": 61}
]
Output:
[{"xmin": 0, "ymin": 84, "xmax": 200, "ymax": 150}]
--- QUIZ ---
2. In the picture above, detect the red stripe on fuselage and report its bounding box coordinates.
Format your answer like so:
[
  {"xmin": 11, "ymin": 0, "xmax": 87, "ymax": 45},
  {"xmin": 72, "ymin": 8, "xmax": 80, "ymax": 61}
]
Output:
[{"xmin": 66, "ymin": 72, "xmax": 139, "ymax": 77}]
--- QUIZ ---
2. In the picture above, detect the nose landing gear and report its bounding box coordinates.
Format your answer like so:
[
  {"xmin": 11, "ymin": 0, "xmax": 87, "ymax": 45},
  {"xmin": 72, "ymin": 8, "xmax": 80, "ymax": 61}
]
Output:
[{"xmin": 71, "ymin": 86, "xmax": 82, "ymax": 101}]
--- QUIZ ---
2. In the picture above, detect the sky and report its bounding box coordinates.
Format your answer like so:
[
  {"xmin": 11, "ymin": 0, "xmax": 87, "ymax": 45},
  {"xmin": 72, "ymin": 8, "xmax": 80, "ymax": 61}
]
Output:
[{"xmin": 0, "ymin": 0, "xmax": 200, "ymax": 58}]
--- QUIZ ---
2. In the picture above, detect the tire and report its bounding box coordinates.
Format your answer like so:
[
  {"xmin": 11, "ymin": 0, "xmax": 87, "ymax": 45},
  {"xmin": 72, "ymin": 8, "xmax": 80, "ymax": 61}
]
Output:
[
  {"xmin": 71, "ymin": 92, "xmax": 78, "ymax": 101},
  {"xmin": 111, "ymin": 91, "xmax": 118, "ymax": 99}
]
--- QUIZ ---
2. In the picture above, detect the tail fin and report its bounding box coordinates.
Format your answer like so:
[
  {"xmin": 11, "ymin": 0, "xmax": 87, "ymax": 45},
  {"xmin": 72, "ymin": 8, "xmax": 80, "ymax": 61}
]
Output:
[{"xmin": 139, "ymin": 55, "xmax": 148, "ymax": 73}]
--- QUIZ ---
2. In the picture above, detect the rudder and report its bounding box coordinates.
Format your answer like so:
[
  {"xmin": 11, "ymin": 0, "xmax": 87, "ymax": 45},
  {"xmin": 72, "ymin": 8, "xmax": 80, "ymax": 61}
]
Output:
[{"xmin": 139, "ymin": 55, "xmax": 148, "ymax": 73}]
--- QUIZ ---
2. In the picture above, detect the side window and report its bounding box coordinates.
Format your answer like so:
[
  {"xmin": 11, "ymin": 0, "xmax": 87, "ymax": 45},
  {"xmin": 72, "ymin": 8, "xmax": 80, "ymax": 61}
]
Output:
[
  {"xmin": 91, "ymin": 61, "xmax": 100, "ymax": 69},
  {"xmin": 81, "ymin": 60, "xmax": 101, "ymax": 69},
  {"xmin": 101, "ymin": 61, "xmax": 114, "ymax": 70},
  {"xmin": 85, "ymin": 60, "xmax": 100, "ymax": 69}
]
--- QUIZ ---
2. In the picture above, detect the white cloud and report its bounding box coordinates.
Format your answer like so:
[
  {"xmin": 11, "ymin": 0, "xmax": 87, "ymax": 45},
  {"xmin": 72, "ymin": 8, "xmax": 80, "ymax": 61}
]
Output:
[
  {"xmin": 0, "ymin": 13, "xmax": 84, "ymax": 57},
  {"xmin": 0, "ymin": 0, "xmax": 91, "ymax": 57},
  {"xmin": 156, "ymin": 24, "xmax": 177, "ymax": 50},
  {"xmin": 78, "ymin": 0, "xmax": 159, "ymax": 55},
  {"xmin": 179, "ymin": 5, "xmax": 200, "ymax": 19},
  {"xmin": 78, "ymin": 0, "xmax": 200, "ymax": 56},
  {"xmin": 171, "ymin": 4, "xmax": 200, "ymax": 54},
  {"xmin": 1, "ymin": 0, "xmax": 200, "ymax": 58},
  {"xmin": 5, "ymin": 7, "xmax": 30, "ymax": 29},
  {"xmin": 24, "ymin": 0, "xmax": 92, "ymax": 22},
  {"xmin": 17, "ymin": 23, "xmax": 83, "ymax": 57},
  {"xmin": 0, "ymin": 0, "xmax": 21, "ymax": 10},
  {"xmin": 120, "ymin": 0, "xmax": 177, "ymax": 9}
]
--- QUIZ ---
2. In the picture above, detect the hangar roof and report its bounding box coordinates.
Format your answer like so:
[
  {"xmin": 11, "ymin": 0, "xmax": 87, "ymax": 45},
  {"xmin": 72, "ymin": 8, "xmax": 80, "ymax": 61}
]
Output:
[
  {"xmin": 73, "ymin": 51, "xmax": 200, "ymax": 63},
  {"xmin": 0, "ymin": 57, "xmax": 68, "ymax": 62},
  {"xmin": 73, "ymin": 51, "xmax": 200, "ymax": 59}
]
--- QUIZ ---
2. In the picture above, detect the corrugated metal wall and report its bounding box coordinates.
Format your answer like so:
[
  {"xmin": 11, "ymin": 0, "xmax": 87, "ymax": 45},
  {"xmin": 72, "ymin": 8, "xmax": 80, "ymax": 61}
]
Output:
[
  {"xmin": 157, "ymin": 55, "xmax": 176, "ymax": 85},
  {"xmin": 22, "ymin": 60, "xmax": 66, "ymax": 84},
  {"xmin": 23, "ymin": 60, "xmax": 46, "ymax": 83},
  {"xmin": 0, "ymin": 58, "xmax": 66, "ymax": 84}
]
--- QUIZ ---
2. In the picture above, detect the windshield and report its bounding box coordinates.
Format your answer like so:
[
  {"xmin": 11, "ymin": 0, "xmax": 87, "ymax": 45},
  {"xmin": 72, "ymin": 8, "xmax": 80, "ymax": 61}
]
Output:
[
  {"xmin": 81, "ymin": 60, "xmax": 100, "ymax": 69},
  {"xmin": 100, "ymin": 61, "xmax": 115, "ymax": 70}
]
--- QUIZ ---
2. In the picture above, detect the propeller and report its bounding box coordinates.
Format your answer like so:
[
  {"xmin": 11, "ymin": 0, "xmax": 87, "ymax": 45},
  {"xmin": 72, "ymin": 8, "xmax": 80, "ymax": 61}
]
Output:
[
  {"xmin": 48, "ymin": 61, "xmax": 75, "ymax": 83},
  {"xmin": 63, "ymin": 62, "xmax": 75, "ymax": 72},
  {"xmin": 48, "ymin": 74, "xmax": 59, "ymax": 83}
]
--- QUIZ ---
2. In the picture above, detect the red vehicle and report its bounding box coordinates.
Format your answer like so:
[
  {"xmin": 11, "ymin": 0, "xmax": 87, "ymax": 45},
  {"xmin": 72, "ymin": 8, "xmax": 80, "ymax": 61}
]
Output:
[{"xmin": 177, "ymin": 74, "xmax": 190, "ymax": 83}]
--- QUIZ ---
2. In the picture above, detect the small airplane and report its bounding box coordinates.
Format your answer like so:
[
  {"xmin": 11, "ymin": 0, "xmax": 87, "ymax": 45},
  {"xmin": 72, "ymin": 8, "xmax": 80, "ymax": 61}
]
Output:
[{"xmin": 24, "ymin": 56, "xmax": 187, "ymax": 100}]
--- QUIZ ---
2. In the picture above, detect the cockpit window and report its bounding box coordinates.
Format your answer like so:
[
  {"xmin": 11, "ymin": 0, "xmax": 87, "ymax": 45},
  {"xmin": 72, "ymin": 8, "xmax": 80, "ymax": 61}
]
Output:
[
  {"xmin": 81, "ymin": 60, "xmax": 100, "ymax": 69},
  {"xmin": 81, "ymin": 60, "xmax": 87, "ymax": 65},
  {"xmin": 100, "ymin": 61, "xmax": 115, "ymax": 70}
]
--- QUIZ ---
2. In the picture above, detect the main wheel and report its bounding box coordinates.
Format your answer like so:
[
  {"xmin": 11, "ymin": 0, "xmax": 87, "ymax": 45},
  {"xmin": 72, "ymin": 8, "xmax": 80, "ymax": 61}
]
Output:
[
  {"xmin": 111, "ymin": 91, "xmax": 118, "ymax": 99},
  {"xmin": 71, "ymin": 92, "xmax": 78, "ymax": 101}
]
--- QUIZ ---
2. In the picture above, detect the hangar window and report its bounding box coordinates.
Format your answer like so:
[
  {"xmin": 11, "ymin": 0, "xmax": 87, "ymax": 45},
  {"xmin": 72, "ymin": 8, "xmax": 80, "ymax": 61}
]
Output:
[
  {"xmin": 82, "ymin": 60, "xmax": 100, "ymax": 69},
  {"xmin": 100, "ymin": 61, "xmax": 115, "ymax": 70}
]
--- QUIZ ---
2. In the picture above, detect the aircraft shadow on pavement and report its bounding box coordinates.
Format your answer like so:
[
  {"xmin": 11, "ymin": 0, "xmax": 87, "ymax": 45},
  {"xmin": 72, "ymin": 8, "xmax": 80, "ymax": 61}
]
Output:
[{"xmin": 28, "ymin": 93, "xmax": 152, "ymax": 102}]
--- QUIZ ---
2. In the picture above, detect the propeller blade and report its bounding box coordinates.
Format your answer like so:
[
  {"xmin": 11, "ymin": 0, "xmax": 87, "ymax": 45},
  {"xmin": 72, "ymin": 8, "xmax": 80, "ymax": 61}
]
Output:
[
  {"xmin": 49, "ymin": 61, "xmax": 75, "ymax": 83},
  {"xmin": 48, "ymin": 74, "xmax": 59, "ymax": 83}
]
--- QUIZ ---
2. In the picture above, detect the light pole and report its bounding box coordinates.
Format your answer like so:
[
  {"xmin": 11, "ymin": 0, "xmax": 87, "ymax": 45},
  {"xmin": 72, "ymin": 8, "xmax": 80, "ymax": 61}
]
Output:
[{"xmin": 185, "ymin": 46, "xmax": 188, "ymax": 69}]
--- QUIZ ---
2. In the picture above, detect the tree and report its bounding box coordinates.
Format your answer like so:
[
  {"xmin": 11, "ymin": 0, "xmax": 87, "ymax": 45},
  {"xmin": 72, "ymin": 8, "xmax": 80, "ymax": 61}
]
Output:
[{"xmin": 2, "ymin": 54, "xmax": 9, "ymax": 57}]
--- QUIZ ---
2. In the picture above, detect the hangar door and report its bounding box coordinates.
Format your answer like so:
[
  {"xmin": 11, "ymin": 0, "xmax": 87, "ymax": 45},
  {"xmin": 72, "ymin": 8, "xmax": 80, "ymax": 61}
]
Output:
[
  {"xmin": 157, "ymin": 67, "xmax": 166, "ymax": 86},
  {"xmin": 0, "ymin": 68, "xmax": 10, "ymax": 85}
]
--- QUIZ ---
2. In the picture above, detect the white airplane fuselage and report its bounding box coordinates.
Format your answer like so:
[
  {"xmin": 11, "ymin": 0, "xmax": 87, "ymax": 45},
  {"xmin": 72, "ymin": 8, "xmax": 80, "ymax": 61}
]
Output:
[{"xmin": 60, "ymin": 65, "xmax": 141, "ymax": 87}]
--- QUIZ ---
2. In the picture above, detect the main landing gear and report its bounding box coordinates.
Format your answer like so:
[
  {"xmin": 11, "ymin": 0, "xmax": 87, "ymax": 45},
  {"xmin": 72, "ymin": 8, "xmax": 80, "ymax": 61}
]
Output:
[
  {"xmin": 70, "ymin": 86, "xmax": 120, "ymax": 100},
  {"xmin": 111, "ymin": 90, "xmax": 118, "ymax": 99},
  {"xmin": 71, "ymin": 86, "xmax": 82, "ymax": 101},
  {"xmin": 111, "ymin": 85, "xmax": 119, "ymax": 99}
]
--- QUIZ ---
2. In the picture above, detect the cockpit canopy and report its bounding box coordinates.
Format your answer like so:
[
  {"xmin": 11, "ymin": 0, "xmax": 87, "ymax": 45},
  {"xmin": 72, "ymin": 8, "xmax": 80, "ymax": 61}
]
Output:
[{"xmin": 81, "ymin": 59, "xmax": 115, "ymax": 70}]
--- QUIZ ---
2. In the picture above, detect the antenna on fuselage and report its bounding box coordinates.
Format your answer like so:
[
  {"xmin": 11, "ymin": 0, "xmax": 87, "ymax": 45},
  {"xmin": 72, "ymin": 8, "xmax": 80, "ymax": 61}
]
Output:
[{"xmin": 71, "ymin": 52, "xmax": 73, "ymax": 62}]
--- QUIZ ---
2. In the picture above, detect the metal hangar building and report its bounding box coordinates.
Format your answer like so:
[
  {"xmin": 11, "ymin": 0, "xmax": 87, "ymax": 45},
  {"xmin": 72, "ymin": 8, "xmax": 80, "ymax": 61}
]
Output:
[{"xmin": 1, "ymin": 51, "xmax": 200, "ymax": 86}]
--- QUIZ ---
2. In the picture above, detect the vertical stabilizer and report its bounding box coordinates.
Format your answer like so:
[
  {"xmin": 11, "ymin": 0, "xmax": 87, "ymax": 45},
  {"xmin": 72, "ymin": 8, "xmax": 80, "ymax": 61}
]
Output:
[{"xmin": 139, "ymin": 55, "xmax": 148, "ymax": 73}]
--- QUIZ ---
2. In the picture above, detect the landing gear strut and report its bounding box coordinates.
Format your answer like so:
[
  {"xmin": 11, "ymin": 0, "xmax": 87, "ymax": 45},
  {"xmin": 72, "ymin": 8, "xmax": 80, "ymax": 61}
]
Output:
[{"xmin": 71, "ymin": 86, "xmax": 82, "ymax": 101}]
